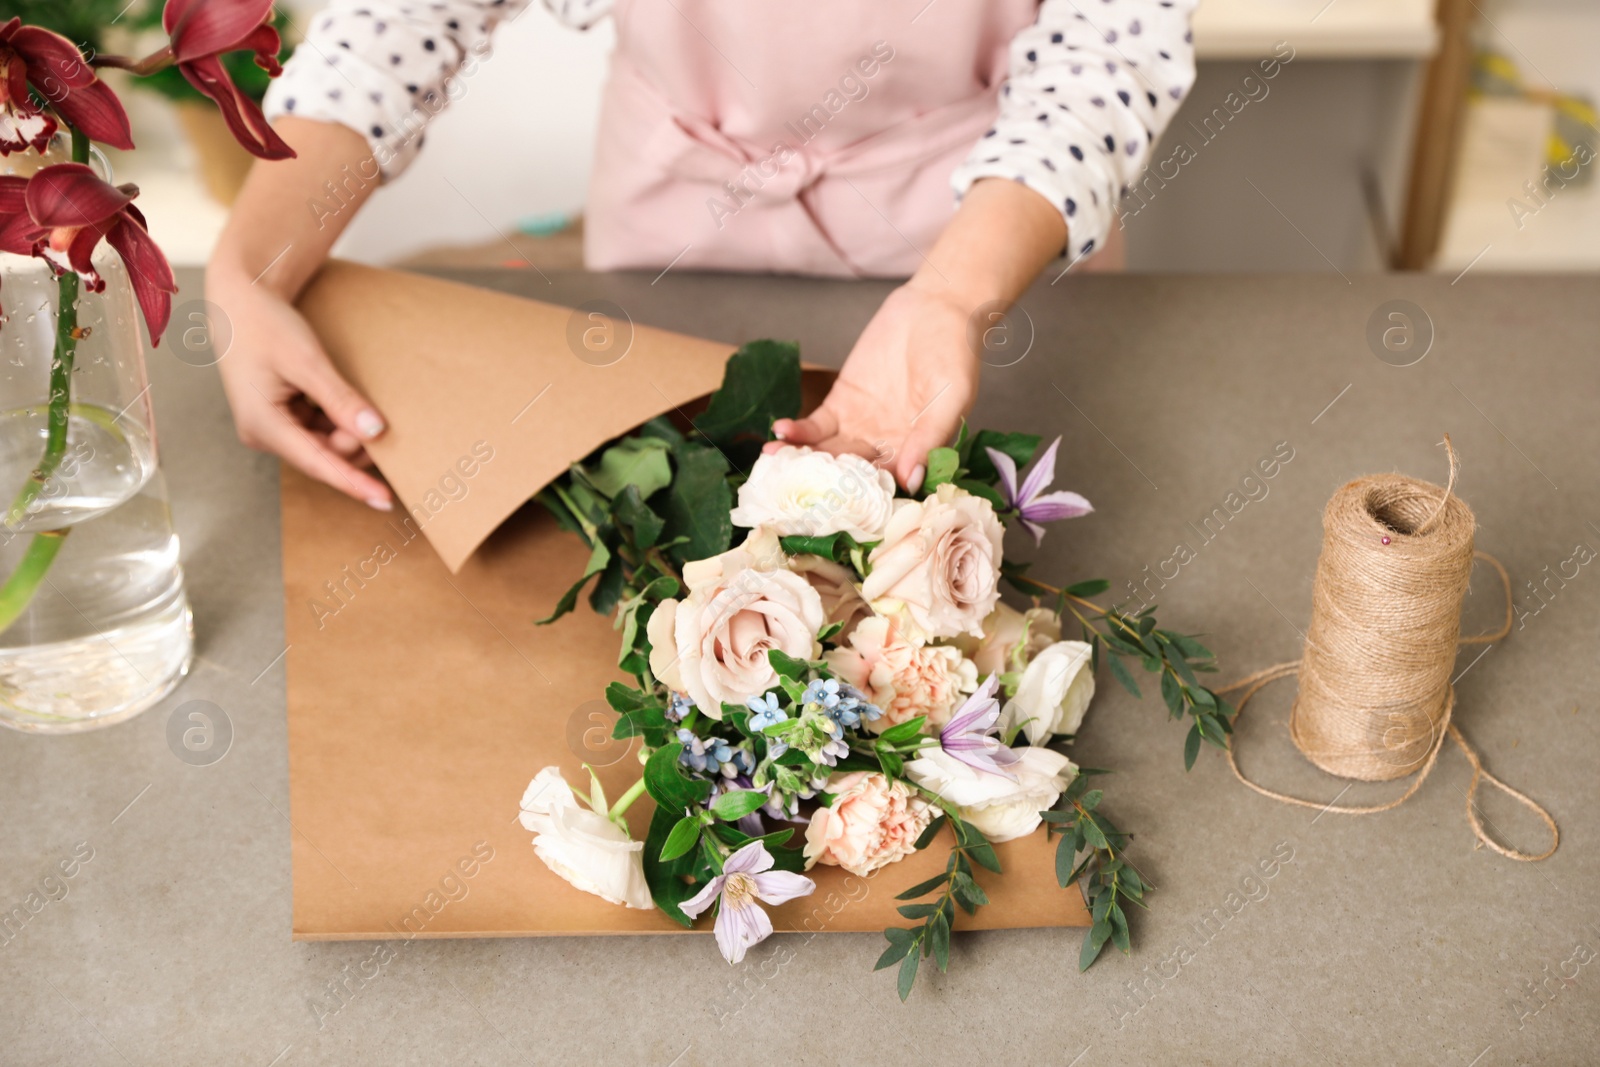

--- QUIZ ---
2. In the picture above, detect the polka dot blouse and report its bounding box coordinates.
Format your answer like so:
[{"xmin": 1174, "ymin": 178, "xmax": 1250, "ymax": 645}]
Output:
[{"xmin": 263, "ymin": 0, "xmax": 1197, "ymax": 259}]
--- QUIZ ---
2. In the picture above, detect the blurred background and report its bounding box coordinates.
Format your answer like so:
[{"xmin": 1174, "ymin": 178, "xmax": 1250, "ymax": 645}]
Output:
[{"xmin": 29, "ymin": 0, "xmax": 1599, "ymax": 275}]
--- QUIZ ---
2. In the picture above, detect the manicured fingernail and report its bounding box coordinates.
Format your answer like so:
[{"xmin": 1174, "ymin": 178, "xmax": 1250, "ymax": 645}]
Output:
[
  {"xmin": 772, "ymin": 420, "xmax": 791, "ymax": 439},
  {"xmin": 366, "ymin": 495, "xmax": 392, "ymax": 512},
  {"xmin": 908, "ymin": 464, "xmax": 926, "ymax": 493},
  {"xmin": 356, "ymin": 410, "xmax": 386, "ymax": 439}
]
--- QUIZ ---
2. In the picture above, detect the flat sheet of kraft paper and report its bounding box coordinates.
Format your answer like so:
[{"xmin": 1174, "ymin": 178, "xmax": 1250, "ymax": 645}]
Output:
[{"xmin": 281, "ymin": 261, "xmax": 1090, "ymax": 939}]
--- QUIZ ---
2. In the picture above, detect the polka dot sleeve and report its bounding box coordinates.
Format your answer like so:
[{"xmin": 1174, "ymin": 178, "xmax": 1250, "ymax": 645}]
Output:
[
  {"xmin": 951, "ymin": 0, "xmax": 1199, "ymax": 261},
  {"xmin": 262, "ymin": 0, "xmax": 613, "ymax": 180}
]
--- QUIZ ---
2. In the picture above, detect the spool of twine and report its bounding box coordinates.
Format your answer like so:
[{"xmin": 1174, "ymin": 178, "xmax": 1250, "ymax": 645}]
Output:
[{"xmin": 1223, "ymin": 437, "xmax": 1559, "ymax": 862}]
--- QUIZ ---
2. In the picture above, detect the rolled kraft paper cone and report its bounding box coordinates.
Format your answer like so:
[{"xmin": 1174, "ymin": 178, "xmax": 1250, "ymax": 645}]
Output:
[{"xmin": 1289, "ymin": 473, "xmax": 1477, "ymax": 782}]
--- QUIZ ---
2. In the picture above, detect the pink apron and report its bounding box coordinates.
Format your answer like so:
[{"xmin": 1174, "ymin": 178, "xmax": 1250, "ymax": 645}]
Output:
[{"xmin": 584, "ymin": 0, "xmax": 1040, "ymax": 277}]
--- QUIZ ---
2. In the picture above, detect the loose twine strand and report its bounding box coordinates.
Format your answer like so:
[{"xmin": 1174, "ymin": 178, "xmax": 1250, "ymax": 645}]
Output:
[{"xmin": 1220, "ymin": 436, "xmax": 1559, "ymax": 862}]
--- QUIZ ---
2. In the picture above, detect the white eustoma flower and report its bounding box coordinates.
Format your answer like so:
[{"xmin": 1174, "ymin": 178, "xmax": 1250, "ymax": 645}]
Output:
[
  {"xmin": 729, "ymin": 445, "xmax": 896, "ymax": 542},
  {"xmin": 518, "ymin": 768, "xmax": 651, "ymax": 909},
  {"xmin": 999, "ymin": 640, "xmax": 1096, "ymax": 745},
  {"xmin": 905, "ymin": 746, "xmax": 1077, "ymax": 843}
]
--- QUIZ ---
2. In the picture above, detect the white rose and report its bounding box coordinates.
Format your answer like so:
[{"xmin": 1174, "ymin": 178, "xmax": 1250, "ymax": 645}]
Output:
[
  {"xmin": 647, "ymin": 530, "xmax": 825, "ymax": 717},
  {"xmin": 518, "ymin": 768, "xmax": 651, "ymax": 909},
  {"xmin": 904, "ymin": 746, "xmax": 1077, "ymax": 843},
  {"xmin": 729, "ymin": 445, "xmax": 896, "ymax": 543},
  {"xmin": 999, "ymin": 641, "xmax": 1096, "ymax": 745},
  {"xmin": 862, "ymin": 484, "xmax": 1004, "ymax": 643}
]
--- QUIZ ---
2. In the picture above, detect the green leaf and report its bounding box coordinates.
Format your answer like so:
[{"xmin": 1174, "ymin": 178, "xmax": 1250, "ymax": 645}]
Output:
[
  {"xmin": 875, "ymin": 931, "xmax": 915, "ymax": 970},
  {"xmin": 877, "ymin": 717, "xmax": 928, "ymax": 746},
  {"xmin": 913, "ymin": 815, "xmax": 947, "ymax": 850},
  {"xmin": 588, "ymin": 554, "xmax": 626, "ymax": 615},
  {"xmin": 663, "ymin": 443, "xmax": 733, "ymax": 566},
  {"xmin": 1160, "ymin": 670, "xmax": 1183, "ymax": 717},
  {"xmin": 710, "ymin": 790, "xmax": 768, "ymax": 821},
  {"xmin": 644, "ymin": 743, "xmax": 712, "ymax": 811},
  {"xmin": 931, "ymin": 912, "xmax": 951, "ymax": 972},
  {"xmin": 659, "ymin": 815, "xmax": 703, "ymax": 861},
  {"xmin": 606, "ymin": 682, "xmax": 655, "ymax": 714},
  {"xmin": 613, "ymin": 485, "xmax": 666, "ymax": 549},
  {"xmin": 642, "ymin": 805, "xmax": 703, "ymax": 927},
  {"xmin": 612, "ymin": 703, "xmax": 668, "ymax": 747},
  {"xmin": 536, "ymin": 540, "xmax": 611, "ymax": 624},
  {"xmin": 897, "ymin": 903, "xmax": 938, "ymax": 919},
  {"xmin": 954, "ymin": 478, "xmax": 1005, "ymax": 510},
  {"xmin": 964, "ymin": 430, "xmax": 1042, "ymax": 483},
  {"xmin": 1065, "ymin": 579, "xmax": 1110, "ymax": 598},
  {"xmin": 1055, "ymin": 833, "xmax": 1078, "ymax": 887},
  {"xmin": 896, "ymin": 873, "xmax": 951, "ymax": 901},
  {"xmin": 922, "ymin": 447, "xmax": 961, "ymax": 492},
  {"xmin": 1080, "ymin": 920, "xmax": 1113, "ymax": 971},
  {"xmin": 1109, "ymin": 904, "xmax": 1131, "ymax": 953},
  {"xmin": 693, "ymin": 339, "xmax": 802, "ymax": 444},
  {"xmin": 897, "ymin": 949, "xmax": 921, "ymax": 1001},
  {"xmin": 1184, "ymin": 723, "xmax": 1202, "ymax": 770},
  {"xmin": 767, "ymin": 648, "xmax": 813, "ymax": 681},
  {"xmin": 1106, "ymin": 652, "xmax": 1141, "ymax": 698},
  {"xmin": 588, "ymin": 437, "xmax": 673, "ymax": 500},
  {"xmin": 779, "ymin": 532, "xmax": 842, "ymax": 559}
]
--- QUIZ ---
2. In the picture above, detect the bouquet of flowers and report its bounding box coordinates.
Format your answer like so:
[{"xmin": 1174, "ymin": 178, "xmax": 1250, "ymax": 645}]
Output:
[{"xmin": 523, "ymin": 343, "xmax": 1232, "ymax": 998}]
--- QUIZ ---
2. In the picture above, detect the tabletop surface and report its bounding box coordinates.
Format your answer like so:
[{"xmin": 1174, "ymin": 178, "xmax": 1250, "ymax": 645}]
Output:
[{"xmin": 3, "ymin": 267, "xmax": 1596, "ymax": 1066}]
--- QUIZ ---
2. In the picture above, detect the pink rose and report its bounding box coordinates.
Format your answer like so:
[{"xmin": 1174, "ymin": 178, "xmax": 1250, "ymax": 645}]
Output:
[
  {"xmin": 803, "ymin": 771, "xmax": 934, "ymax": 877},
  {"xmin": 787, "ymin": 554, "xmax": 871, "ymax": 642},
  {"xmin": 823, "ymin": 616, "xmax": 976, "ymax": 734},
  {"xmin": 861, "ymin": 484, "xmax": 1004, "ymax": 642},
  {"xmin": 647, "ymin": 530, "xmax": 824, "ymax": 717}
]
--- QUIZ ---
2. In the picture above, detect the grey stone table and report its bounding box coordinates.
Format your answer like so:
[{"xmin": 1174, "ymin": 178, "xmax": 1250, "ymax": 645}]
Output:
[{"xmin": 4, "ymin": 268, "xmax": 1597, "ymax": 1066}]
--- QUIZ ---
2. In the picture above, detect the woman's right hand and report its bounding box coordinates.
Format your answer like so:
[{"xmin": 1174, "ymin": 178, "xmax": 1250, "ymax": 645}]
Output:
[
  {"xmin": 209, "ymin": 263, "xmax": 393, "ymax": 510},
  {"xmin": 206, "ymin": 116, "xmax": 393, "ymax": 510}
]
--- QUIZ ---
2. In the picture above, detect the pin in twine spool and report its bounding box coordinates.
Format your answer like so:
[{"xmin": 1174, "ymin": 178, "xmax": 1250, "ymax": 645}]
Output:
[{"xmin": 1222, "ymin": 437, "xmax": 1559, "ymax": 861}]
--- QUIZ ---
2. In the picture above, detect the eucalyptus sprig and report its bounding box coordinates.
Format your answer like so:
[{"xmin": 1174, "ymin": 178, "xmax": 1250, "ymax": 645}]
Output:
[
  {"xmin": 1004, "ymin": 568, "xmax": 1235, "ymax": 770},
  {"xmin": 875, "ymin": 814, "xmax": 997, "ymax": 1000},
  {"xmin": 1041, "ymin": 770, "xmax": 1147, "ymax": 970}
]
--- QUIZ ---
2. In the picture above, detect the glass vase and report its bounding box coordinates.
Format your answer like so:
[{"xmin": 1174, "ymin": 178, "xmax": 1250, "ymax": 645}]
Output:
[{"xmin": 0, "ymin": 149, "xmax": 193, "ymax": 733}]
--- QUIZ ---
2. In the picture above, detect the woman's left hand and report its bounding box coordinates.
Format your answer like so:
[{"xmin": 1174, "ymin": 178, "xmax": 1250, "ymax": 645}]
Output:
[{"xmin": 771, "ymin": 279, "xmax": 980, "ymax": 491}]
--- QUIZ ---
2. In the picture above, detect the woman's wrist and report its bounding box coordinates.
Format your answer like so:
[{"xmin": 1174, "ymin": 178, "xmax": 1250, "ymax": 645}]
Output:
[{"xmin": 912, "ymin": 178, "xmax": 1069, "ymax": 314}]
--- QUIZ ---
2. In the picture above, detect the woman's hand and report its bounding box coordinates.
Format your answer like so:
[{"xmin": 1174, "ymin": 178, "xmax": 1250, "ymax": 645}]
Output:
[
  {"xmin": 774, "ymin": 178, "xmax": 1070, "ymax": 491},
  {"xmin": 772, "ymin": 279, "xmax": 980, "ymax": 491},
  {"xmin": 210, "ymin": 266, "xmax": 393, "ymax": 509},
  {"xmin": 207, "ymin": 116, "xmax": 393, "ymax": 509}
]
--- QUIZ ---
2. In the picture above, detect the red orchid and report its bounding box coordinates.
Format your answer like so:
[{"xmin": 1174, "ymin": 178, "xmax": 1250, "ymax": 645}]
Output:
[
  {"xmin": 0, "ymin": 165, "xmax": 177, "ymax": 346},
  {"xmin": 163, "ymin": 0, "xmax": 295, "ymax": 161},
  {"xmin": 0, "ymin": 18, "xmax": 133, "ymax": 155}
]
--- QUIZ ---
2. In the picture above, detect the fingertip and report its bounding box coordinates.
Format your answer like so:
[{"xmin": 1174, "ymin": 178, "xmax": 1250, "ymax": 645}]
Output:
[
  {"xmin": 356, "ymin": 408, "xmax": 386, "ymax": 440},
  {"xmin": 771, "ymin": 419, "xmax": 794, "ymax": 440},
  {"xmin": 906, "ymin": 463, "xmax": 926, "ymax": 494}
]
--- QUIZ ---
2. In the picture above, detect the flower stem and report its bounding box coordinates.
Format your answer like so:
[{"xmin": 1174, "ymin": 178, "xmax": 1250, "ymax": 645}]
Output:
[
  {"xmin": 0, "ymin": 530, "xmax": 68, "ymax": 631},
  {"xmin": 0, "ymin": 126, "xmax": 90, "ymax": 632},
  {"xmin": 608, "ymin": 776, "xmax": 649, "ymax": 820}
]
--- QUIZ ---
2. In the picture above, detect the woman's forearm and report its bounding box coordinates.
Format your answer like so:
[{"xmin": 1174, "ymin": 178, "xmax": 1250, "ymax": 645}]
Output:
[
  {"xmin": 909, "ymin": 177, "xmax": 1068, "ymax": 312},
  {"xmin": 209, "ymin": 117, "xmax": 379, "ymax": 300}
]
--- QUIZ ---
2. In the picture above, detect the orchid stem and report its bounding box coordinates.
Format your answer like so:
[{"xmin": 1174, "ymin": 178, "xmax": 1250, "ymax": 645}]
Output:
[
  {"xmin": 608, "ymin": 776, "xmax": 648, "ymax": 821},
  {"xmin": 0, "ymin": 126, "xmax": 89, "ymax": 633}
]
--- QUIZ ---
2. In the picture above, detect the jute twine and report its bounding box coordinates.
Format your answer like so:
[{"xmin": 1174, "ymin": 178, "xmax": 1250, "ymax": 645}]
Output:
[{"xmin": 1222, "ymin": 436, "xmax": 1559, "ymax": 862}]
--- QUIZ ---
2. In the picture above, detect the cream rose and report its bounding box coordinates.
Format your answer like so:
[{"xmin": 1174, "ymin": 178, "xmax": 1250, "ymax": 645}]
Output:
[
  {"xmin": 803, "ymin": 770, "xmax": 934, "ymax": 877},
  {"xmin": 729, "ymin": 445, "xmax": 897, "ymax": 542},
  {"xmin": 861, "ymin": 484, "xmax": 1004, "ymax": 642},
  {"xmin": 905, "ymin": 746, "xmax": 1077, "ymax": 843},
  {"xmin": 954, "ymin": 602, "xmax": 1063, "ymax": 678},
  {"xmin": 518, "ymin": 768, "xmax": 651, "ymax": 909},
  {"xmin": 823, "ymin": 615, "xmax": 976, "ymax": 733},
  {"xmin": 787, "ymin": 554, "xmax": 872, "ymax": 641},
  {"xmin": 647, "ymin": 531, "xmax": 825, "ymax": 717},
  {"xmin": 999, "ymin": 640, "xmax": 1096, "ymax": 745}
]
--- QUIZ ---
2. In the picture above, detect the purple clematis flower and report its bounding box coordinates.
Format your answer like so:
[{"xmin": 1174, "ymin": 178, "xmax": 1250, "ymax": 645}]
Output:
[
  {"xmin": 938, "ymin": 674, "xmax": 1020, "ymax": 779},
  {"xmin": 987, "ymin": 436, "xmax": 1093, "ymax": 545},
  {"xmin": 681, "ymin": 841, "xmax": 814, "ymax": 964}
]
